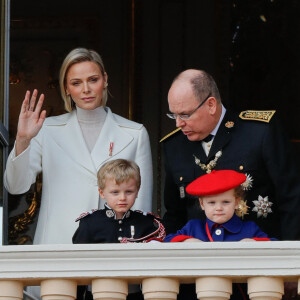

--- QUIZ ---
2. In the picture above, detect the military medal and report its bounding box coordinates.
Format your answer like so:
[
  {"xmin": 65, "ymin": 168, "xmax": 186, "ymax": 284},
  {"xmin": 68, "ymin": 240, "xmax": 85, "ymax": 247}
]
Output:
[
  {"xmin": 241, "ymin": 174, "xmax": 253, "ymax": 190},
  {"xmin": 236, "ymin": 200, "xmax": 250, "ymax": 219},
  {"xmin": 193, "ymin": 150, "xmax": 222, "ymax": 173},
  {"xmin": 130, "ymin": 225, "xmax": 135, "ymax": 238},
  {"xmin": 179, "ymin": 186, "xmax": 185, "ymax": 198},
  {"xmin": 252, "ymin": 196, "xmax": 273, "ymax": 218}
]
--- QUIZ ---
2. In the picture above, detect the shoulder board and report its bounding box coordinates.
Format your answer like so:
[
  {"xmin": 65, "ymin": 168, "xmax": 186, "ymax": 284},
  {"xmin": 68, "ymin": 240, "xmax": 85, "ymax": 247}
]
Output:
[
  {"xmin": 75, "ymin": 209, "xmax": 98, "ymax": 222},
  {"xmin": 159, "ymin": 127, "xmax": 181, "ymax": 143},
  {"xmin": 239, "ymin": 110, "xmax": 276, "ymax": 123}
]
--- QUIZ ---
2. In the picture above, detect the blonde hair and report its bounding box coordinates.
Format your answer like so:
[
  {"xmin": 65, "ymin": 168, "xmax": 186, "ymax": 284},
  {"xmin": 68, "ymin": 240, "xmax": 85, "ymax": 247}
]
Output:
[
  {"xmin": 97, "ymin": 159, "xmax": 141, "ymax": 190},
  {"xmin": 59, "ymin": 48, "xmax": 108, "ymax": 112},
  {"xmin": 233, "ymin": 185, "xmax": 245, "ymax": 200}
]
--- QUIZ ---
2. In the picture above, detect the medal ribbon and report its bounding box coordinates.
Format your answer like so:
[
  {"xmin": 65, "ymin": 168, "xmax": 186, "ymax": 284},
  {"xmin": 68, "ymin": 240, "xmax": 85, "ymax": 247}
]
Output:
[{"xmin": 109, "ymin": 142, "xmax": 114, "ymax": 156}]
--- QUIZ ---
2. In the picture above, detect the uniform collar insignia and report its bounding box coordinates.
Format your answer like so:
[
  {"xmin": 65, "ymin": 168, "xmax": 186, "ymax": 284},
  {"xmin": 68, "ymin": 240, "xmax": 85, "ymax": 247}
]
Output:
[
  {"xmin": 104, "ymin": 203, "xmax": 115, "ymax": 218},
  {"xmin": 106, "ymin": 210, "xmax": 115, "ymax": 218},
  {"xmin": 104, "ymin": 203, "xmax": 131, "ymax": 219},
  {"xmin": 225, "ymin": 121, "xmax": 234, "ymax": 128}
]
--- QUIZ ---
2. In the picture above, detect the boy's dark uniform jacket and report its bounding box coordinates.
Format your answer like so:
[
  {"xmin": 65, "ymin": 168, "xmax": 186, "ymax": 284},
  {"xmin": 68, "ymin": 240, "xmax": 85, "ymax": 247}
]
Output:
[
  {"xmin": 162, "ymin": 109, "xmax": 300, "ymax": 240},
  {"xmin": 73, "ymin": 205, "xmax": 164, "ymax": 300},
  {"xmin": 73, "ymin": 205, "xmax": 165, "ymax": 244}
]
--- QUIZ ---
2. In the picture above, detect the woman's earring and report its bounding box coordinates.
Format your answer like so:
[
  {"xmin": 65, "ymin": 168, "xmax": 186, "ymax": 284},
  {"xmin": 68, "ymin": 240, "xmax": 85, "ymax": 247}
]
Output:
[{"xmin": 105, "ymin": 82, "xmax": 108, "ymax": 88}]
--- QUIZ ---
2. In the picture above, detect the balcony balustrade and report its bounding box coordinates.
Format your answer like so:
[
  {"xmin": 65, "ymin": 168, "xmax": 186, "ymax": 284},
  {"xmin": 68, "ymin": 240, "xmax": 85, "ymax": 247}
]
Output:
[{"xmin": 0, "ymin": 241, "xmax": 299, "ymax": 299}]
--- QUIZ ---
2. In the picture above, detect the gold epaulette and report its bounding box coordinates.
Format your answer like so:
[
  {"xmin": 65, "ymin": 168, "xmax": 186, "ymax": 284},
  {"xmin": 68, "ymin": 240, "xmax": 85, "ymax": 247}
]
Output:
[
  {"xmin": 159, "ymin": 127, "xmax": 181, "ymax": 142},
  {"xmin": 239, "ymin": 110, "xmax": 276, "ymax": 123}
]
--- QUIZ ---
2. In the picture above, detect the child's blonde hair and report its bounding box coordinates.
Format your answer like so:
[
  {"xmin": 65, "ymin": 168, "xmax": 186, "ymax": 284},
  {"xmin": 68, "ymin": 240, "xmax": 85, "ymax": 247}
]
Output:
[
  {"xmin": 233, "ymin": 185, "xmax": 245, "ymax": 200},
  {"xmin": 97, "ymin": 159, "xmax": 141, "ymax": 190}
]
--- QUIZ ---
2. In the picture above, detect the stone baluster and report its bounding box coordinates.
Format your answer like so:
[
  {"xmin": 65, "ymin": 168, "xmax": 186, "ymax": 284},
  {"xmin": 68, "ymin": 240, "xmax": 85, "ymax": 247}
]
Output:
[
  {"xmin": 142, "ymin": 277, "xmax": 179, "ymax": 300},
  {"xmin": 248, "ymin": 277, "xmax": 284, "ymax": 300},
  {"xmin": 196, "ymin": 277, "xmax": 232, "ymax": 300},
  {"xmin": 40, "ymin": 279, "xmax": 77, "ymax": 300},
  {"xmin": 92, "ymin": 278, "xmax": 128, "ymax": 300},
  {"xmin": 0, "ymin": 280, "xmax": 23, "ymax": 300}
]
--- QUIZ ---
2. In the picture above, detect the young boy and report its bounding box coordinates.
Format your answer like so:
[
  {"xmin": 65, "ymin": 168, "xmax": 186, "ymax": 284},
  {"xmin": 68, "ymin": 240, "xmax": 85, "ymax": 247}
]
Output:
[
  {"xmin": 165, "ymin": 169, "xmax": 275, "ymax": 243},
  {"xmin": 73, "ymin": 159, "xmax": 165, "ymax": 300},
  {"xmin": 73, "ymin": 159, "xmax": 165, "ymax": 244}
]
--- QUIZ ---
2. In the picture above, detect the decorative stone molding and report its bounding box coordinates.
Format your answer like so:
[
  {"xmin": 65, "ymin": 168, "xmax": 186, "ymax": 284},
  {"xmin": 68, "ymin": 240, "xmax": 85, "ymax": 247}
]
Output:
[
  {"xmin": 1, "ymin": 242, "xmax": 300, "ymax": 281},
  {"xmin": 0, "ymin": 242, "xmax": 299, "ymax": 299}
]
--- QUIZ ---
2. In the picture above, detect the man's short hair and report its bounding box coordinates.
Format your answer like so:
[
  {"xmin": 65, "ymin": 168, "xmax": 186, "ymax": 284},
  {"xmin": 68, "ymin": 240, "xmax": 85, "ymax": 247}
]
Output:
[
  {"xmin": 174, "ymin": 70, "xmax": 221, "ymax": 103},
  {"xmin": 190, "ymin": 71, "xmax": 221, "ymax": 103},
  {"xmin": 97, "ymin": 159, "xmax": 141, "ymax": 190}
]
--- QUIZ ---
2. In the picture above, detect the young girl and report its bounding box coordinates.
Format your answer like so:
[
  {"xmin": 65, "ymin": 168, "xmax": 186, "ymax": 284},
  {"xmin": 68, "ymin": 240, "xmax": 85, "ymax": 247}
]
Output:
[{"xmin": 165, "ymin": 170, "xmax": 275, "ymax": 243}]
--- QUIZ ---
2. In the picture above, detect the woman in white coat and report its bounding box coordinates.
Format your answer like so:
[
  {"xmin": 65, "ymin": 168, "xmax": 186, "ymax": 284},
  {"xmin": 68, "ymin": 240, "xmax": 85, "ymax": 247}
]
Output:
[{"xmin": 4, "ymin": 47, "xmax": 153, "ymax": 245}]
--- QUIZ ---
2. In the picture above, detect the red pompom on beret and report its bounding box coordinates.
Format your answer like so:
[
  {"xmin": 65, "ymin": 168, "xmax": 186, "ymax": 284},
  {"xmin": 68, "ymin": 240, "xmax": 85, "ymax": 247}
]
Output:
[{"xmin": 186, "ymin": 170, "xmax": 246, "ymax": 196}]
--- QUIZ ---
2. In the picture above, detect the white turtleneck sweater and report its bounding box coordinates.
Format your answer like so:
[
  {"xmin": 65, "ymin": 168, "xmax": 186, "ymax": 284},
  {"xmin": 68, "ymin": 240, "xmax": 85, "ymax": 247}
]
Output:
[{"xmin": 76, "ymin": 106, "xmax": 107, "ymax": 153}]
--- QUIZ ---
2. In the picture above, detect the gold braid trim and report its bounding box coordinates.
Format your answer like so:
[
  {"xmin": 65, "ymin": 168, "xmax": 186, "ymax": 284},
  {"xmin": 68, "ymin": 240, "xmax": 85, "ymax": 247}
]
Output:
[
  {"xmin": 239, "ymin": 110, "xmax": 276, "ymax": 123},
  {"xmin": 160, "ymin": 127, "xmax": 181, "ymax": 142}
]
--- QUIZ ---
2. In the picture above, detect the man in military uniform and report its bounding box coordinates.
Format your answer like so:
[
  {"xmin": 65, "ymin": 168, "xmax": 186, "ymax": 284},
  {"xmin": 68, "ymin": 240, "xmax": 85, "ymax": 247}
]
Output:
[{"xmin": 162, "ymin": 69, "xmax": 300, "ymax": 241}]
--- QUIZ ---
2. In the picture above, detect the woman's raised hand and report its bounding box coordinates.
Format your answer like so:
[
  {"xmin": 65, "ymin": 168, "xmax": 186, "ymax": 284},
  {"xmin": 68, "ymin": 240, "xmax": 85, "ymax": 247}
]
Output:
[{"xmin": 16, "ymin": 89, "xmax": 46, "ymax": 156}]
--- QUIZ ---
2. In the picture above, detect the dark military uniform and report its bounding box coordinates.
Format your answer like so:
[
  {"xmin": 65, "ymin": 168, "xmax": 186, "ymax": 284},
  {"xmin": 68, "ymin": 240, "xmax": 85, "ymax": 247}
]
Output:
[
  {"xmin": 73, "ymin": 206, "xmax": 165, "ymax": 244},
  {"xmin": 73, "ymin": 205, "xmax": 165, "ymax": 244},
  {"xmin": 162, "ymin": 109, "xmax": 300, "ymax": 240},
  {"xmin": 73, "ymin": 205, "xmax": 165, "ymax": 300}
]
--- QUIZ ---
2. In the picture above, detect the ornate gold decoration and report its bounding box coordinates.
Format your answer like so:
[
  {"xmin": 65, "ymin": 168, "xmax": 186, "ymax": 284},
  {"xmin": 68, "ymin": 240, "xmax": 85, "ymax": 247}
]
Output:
[
  {"xmin": 225, "ymin": 121, "xmax": 234, "ymax": 128},
  {"xmin": 193, "ymin": 150, "xmax": 222, "ymax": 173},
  {"xmin": 160, "ymin": 127, "xmax": 181, "ymax": 142},
  {"xmin": 8, "ymin": 174, "xmax": 42, "ymax": 245},
  {"xmin": 239, "ymin": 110, "xmax": 276, "ymax": 123},
  {"xmin": 236, "ymin": 199, "xmax": 249, "ymax": 219}
]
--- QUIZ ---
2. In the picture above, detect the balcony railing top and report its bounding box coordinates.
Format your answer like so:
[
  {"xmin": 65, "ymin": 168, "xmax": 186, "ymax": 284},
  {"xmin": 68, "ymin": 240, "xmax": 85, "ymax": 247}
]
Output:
[{"xmin": 1, "ymin": 241, "xmax": 300, "ymax": 285}]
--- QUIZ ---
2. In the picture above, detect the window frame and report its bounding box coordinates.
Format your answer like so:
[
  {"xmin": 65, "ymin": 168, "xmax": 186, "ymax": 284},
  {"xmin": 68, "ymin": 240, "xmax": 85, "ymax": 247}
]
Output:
[{"xmin": 1, "ymin": 0, "xmax": 10, "ymax": 245}]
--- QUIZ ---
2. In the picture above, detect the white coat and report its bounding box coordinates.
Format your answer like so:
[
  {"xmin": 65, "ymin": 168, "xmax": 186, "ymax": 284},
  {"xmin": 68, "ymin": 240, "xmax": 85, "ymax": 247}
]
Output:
[{"xmin": 4, "ymin": 107, "xmax": 153, "ymax": 244}]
